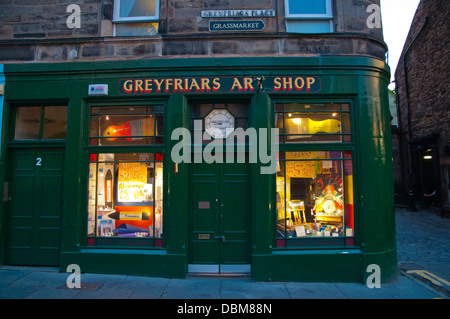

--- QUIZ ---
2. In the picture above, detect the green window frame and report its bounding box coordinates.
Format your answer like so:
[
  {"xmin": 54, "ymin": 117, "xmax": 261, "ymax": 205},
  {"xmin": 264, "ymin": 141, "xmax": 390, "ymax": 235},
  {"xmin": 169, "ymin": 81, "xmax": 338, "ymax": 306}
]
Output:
[
  {"xmin": 87, "ymin": 152, "xmax": 164, "ymax": 248},
  {"xmin": 113, "ymin": 0, "xmax": 160, "ymax": 36},
  {"xmin": 274, "ymin": 101, "xmax": 355, "ymax": 248},
  {"xmin": 89, "ymin": 104, "xmax": 164, "ymax": 146},
  {"xmin": 12, "ymin": 104, "xmax": 68, "ymax": 141},
  {"xmin": 275, "ymin": 102, "xmax": 351, "ymax": 144},
  {"xmin": 86, "ymin": 102, "xmax": 166, "ymax": 249},
  {"xmin": 284, "ymin": 0, "xmax": 334, "ymax": 33}
]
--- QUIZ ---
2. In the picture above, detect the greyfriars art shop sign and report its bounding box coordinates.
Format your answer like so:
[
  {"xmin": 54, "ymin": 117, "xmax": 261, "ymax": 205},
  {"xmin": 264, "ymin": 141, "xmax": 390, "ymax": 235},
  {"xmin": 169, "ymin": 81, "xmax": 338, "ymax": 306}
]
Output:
[{"xmin": 118, "ymin": 76, "xmax": 321, "ymax": 95}]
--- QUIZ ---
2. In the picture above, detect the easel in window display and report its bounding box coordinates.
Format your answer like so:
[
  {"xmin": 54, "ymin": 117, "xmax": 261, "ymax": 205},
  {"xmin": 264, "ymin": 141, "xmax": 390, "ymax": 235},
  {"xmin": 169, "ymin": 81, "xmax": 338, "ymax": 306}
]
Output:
[
  {"xmin": 313, "ymin": 184, "xmax": 344, "ymax": 236},
  {"xmin": 286, "ymin": 200, "xmax": 306, "ymax": 227}
]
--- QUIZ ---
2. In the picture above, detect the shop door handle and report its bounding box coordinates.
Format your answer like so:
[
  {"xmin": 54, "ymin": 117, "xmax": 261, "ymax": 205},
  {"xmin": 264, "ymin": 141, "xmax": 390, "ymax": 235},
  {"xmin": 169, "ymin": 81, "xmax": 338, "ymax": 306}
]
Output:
[{"xmin": 214, "ymin": 235, "xmax": 226, "ymax": 243}]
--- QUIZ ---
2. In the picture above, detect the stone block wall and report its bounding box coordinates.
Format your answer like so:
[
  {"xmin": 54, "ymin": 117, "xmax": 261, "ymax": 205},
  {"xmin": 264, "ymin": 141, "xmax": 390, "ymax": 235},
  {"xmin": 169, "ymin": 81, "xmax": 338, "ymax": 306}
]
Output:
[
  {"xmin": 395, "ymin": 0, "xmax": 449, "ymax": 151},
  {"xmin": 0, "ymin": 0, "xmax": 383, "ymax": 39},
  {"xmin": 0, "ymin": 0, "xmax": 386, "ymax": 62},
  {"xmin": 0, "ymin": 0, "xmax": 103, "ymax": 39},
  {"xmin": 394, "ymin": 0, "xmax": 450, "ymax": 208}
]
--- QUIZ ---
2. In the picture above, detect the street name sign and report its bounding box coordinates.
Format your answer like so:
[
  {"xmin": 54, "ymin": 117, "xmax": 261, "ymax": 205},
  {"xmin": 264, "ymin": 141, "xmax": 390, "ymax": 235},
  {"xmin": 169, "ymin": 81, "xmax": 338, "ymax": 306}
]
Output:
[
  {"xmin": 202, "ymin": 10, "xmax": 275, "ymax": 18},
  {"xmin": 209, "ymin": 20, "xmax": 265, "ymax": 32}
]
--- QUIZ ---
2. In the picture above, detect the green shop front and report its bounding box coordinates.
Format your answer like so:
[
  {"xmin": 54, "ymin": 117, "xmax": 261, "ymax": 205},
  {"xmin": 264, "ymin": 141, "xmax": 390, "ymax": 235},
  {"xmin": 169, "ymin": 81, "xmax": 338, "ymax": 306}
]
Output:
[{"xmin": 0, "ymin": 57, "xmax": 397, "ymax": 283}]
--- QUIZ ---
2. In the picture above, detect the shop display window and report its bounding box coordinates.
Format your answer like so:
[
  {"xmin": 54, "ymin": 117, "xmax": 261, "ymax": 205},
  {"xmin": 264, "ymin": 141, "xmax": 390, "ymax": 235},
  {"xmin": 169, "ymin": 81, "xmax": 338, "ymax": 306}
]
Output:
[
  {"xmin": 275, "ymin": 101, "xmax": 354, "ymax": 246},
  {"xmin": 90, "ymin": 105, "xmax": 163, "ymax": 146},
  {"xmin": 276, "ymin": 151, "xmax": 354, "ymax": 241},
  {"xmin": 87, "ymin": 153, "xmax": 163, "ymax": 241},
  {"xmin": 275, "ymin": 103, "xmax": 351, "ymax": 143}
]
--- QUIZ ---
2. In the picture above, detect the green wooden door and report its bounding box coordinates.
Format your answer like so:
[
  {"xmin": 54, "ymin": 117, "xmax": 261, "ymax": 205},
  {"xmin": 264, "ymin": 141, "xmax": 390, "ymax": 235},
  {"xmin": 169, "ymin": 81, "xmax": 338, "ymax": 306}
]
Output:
[
  {"xmin": 6, "ymin": 149, "xmax": 64, "ymax": 266},
  {"xmin": 190, "ymin": 156, "xmax": 250, "ymax": 273}
]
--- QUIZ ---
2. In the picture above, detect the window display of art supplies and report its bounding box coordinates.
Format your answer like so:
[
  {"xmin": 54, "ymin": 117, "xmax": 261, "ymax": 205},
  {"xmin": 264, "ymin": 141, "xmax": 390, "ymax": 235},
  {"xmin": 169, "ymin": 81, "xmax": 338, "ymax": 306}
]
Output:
[
  {"xmin": 287, "ymin": 200, "xmax": 306, "ymax": 226},
  {"xmin": 314, "ymin": 183, "xmax": 344, "ymax": 225},
  {"xmin": 113, "ymin": 223, "xmax": 149, "ymax": 237},
  {"xmin": 87, "ymin": 152, "xmax": 164, "ymax": 239}
]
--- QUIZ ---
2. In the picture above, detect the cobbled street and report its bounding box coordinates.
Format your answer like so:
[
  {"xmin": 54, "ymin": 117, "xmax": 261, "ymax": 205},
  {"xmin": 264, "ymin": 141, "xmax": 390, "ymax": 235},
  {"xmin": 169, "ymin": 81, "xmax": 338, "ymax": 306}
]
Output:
[{"xmin": 396, "ymin": 207, "xmax": 450, "ymax": 296}]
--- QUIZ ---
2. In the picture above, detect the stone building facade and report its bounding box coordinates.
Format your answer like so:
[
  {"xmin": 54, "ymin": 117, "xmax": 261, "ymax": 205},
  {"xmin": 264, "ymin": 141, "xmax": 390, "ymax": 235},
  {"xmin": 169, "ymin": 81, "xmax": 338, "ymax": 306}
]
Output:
[
  {"xmin": 0, "ymin": 0, "xmax": 386, "ymax": 62},
  {"xmin": 394, "ymin": 0, "xmax": 450, "ymax": 213}
]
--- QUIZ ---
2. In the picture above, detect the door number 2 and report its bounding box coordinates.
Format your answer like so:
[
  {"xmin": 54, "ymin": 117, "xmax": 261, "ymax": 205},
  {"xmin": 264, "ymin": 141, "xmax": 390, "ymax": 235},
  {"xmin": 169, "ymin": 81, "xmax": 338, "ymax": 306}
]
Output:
[{"xmin": 36, "ymin": 157, "xmax": 42, "ymax": 166}]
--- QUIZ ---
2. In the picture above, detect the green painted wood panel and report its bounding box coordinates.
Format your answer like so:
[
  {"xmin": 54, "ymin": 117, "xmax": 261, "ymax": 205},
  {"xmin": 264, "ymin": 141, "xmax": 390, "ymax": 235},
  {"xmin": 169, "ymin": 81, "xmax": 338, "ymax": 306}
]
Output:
[
  {"xmin": 6, "ymin": 149, "xmax": 64, "ymax": 266},
  {"xmin": 190, "ymin": 156, "xmax": 250, "ymax": 266}
]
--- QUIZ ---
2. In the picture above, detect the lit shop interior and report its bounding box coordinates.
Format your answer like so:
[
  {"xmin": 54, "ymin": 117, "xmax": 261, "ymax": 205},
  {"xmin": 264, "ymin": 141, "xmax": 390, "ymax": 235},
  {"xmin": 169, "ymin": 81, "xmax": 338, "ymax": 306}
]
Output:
[
  {"xmin": 87, "ymin": 105, "xmax": 164, "ymax": 241},
  {"xmin": 275, "ymin": 103, "xmax": 354, "ymax": 240}
]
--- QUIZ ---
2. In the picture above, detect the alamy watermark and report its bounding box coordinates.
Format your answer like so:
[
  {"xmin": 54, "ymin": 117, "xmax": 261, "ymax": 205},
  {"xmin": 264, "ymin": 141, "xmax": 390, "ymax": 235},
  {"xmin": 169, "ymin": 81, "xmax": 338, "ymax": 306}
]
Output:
[
  {"xmin": 66, "ymin": 4, "xmax": 81, "ymax": 29},
  {"xmin": 66, "ymin": 264, "xmax": 81, "ymax": 289},
  {"xmin": 171, "ymin": 120, "xmax": 279, "ymax": 174},
  {"xmin": 366, "ymin": 264, "xmax": 381, "ymax": 288},
  {"xmin": 366, "ymin": 4, "xmax": 382, "ymax": 29}
]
